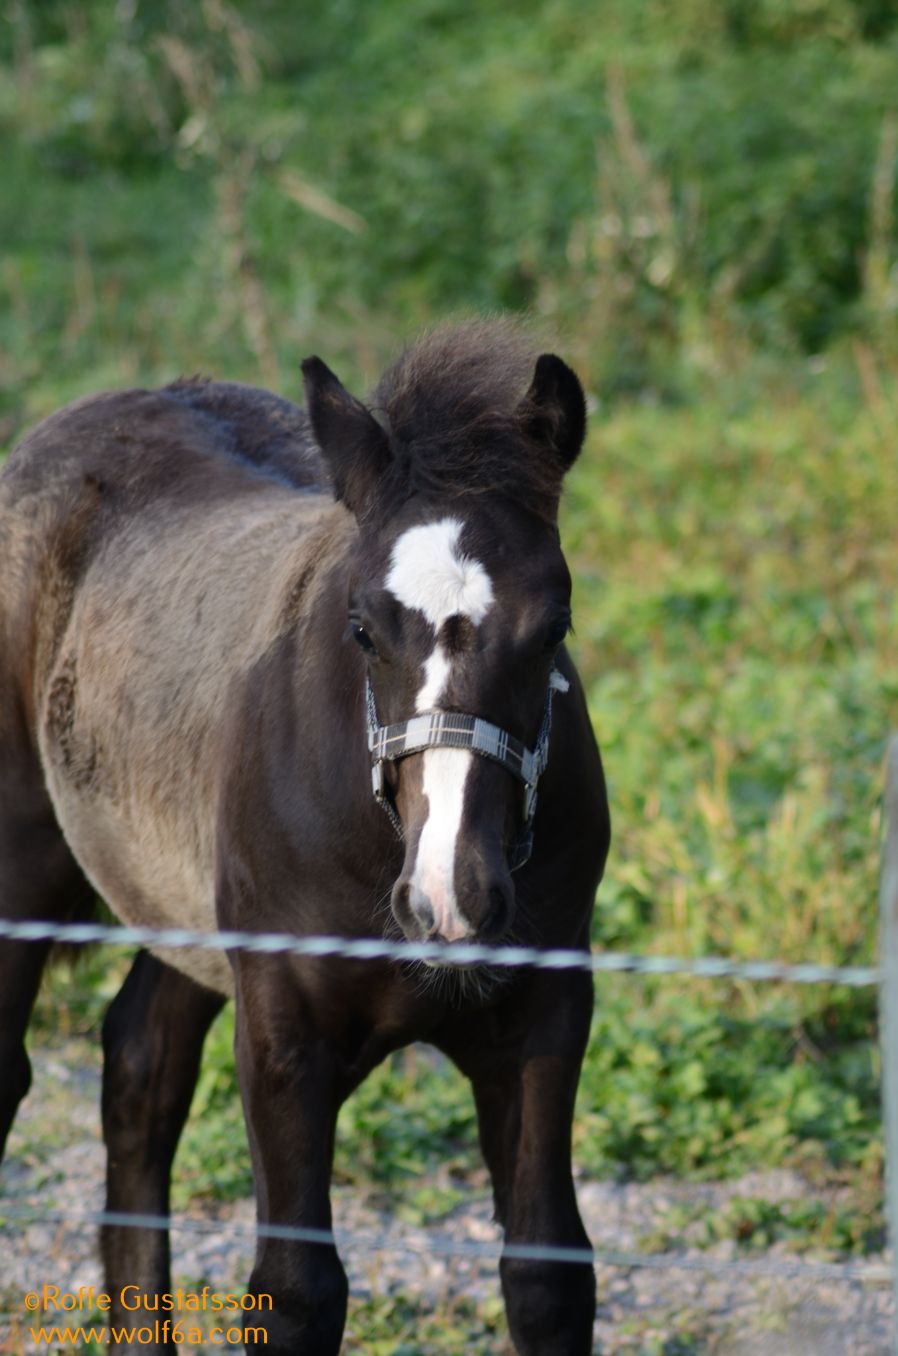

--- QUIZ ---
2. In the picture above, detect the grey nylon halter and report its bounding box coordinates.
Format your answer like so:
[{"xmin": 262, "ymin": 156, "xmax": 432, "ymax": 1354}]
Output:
[{"xmin": 365, "ymin": 669, "xmax": 569, "ymax": 872}]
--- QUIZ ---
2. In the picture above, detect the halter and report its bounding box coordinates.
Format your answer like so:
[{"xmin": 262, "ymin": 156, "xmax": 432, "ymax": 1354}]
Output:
[{"xmin": 365, "ymin": 669, "xmax": 569, "ymax": 872}]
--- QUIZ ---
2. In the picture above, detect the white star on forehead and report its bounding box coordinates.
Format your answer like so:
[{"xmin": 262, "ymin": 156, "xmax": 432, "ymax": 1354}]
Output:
[{"xmin": 385, "ymin": 517, "xmax": 494, "ymax": 628}]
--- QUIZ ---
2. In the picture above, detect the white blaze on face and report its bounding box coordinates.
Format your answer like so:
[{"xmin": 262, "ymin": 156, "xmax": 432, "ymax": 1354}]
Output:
[
  {"xmin": 385, "ymin": 517, "xmax": 494, "ymax": 938},
  {"xmin": 416, "ymin": 647, "xmax": 451, "ymax": 713}
]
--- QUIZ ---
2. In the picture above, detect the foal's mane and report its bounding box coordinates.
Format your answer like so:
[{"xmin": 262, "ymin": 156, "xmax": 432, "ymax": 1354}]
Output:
[{"xmin": 370, "ymin": 319, "xmax": 563, "ymax": 521}]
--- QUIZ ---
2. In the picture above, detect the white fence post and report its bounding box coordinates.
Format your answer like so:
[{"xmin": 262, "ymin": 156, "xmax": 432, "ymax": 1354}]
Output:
[{"xmin": 879, "ymin": 736, "xmax": 898, "ymax": 1354}]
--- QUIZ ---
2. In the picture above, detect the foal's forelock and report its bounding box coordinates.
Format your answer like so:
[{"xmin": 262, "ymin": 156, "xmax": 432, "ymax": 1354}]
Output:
[{"xmin": 384, "ymin": 516, "xmax": 502, "ymax": 942}]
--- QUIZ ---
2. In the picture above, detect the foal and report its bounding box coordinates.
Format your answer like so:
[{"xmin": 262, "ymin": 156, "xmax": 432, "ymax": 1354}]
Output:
[{"xmin": 0, "ymin": 322, "xmax": 609, "ymax": 1354}]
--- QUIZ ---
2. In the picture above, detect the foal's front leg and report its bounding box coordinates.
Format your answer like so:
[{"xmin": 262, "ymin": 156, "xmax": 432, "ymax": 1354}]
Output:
[
  {"xmin": 233, "ymin": 955, "xmax": 348, "ymax": 1356},
  {"xmin": 443, "ymin": 966, "xmax": 596, "ymax": 1356}
]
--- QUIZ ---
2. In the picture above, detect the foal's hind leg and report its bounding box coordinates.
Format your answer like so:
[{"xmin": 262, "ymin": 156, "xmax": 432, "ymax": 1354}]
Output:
[
  {"xmin": 0, "ymin": 798, "xmax": 95, "ymax": 1159},
  {"xmin": 101, "ymin": 951, "xmax": 224, "ymax": 1342}
]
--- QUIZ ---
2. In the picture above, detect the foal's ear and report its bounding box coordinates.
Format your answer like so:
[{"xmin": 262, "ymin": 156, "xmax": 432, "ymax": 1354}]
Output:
[
  {"xmin": 301, "ymin": 357, "xmax": 392, "ymax": 514},
  {"xmin": 520, "ymin": 354, "xmax": 587, "ymax": 474}
]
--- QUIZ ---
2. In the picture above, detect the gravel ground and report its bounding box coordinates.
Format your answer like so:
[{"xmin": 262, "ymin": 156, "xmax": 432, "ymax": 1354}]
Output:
[{"xmin": 1, "ymin": 1038, "xmax": 893, "ymax": 1354}]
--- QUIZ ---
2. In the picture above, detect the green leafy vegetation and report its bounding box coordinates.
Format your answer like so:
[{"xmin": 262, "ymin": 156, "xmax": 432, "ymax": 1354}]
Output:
[
  {"xmin": 8, "ymin": 0, "xmax": 898, "ymax": 1298},
  {"xmin": 342, "ymin": 1292, "xmax": 506, "ymax": 1354},
  {"xmin": 641, "ymin": 1188, "xmax": 886, "ymax": 1257},
  {"xmin": 3, "ymin": 0, "xmax": 898, "ymax": 423}
]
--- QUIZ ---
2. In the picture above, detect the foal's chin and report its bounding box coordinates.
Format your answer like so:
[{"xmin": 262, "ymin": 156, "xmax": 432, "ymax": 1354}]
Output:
[
  {"xmin": 388, "ymin": 887, "xmax": 514, "ymax": 1007},
  {"xmin": 403, "ymin": 942, "xmax": 511, "ymax": 1005}
]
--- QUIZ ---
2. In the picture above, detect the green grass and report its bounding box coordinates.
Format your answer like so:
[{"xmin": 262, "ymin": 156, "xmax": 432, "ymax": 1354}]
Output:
[
  {"xmin": 7, "ymin": 2, "xmax": 898, "ymax": 1339},
  {"xmin": 566, "ymin": 367, "xmax": 895, "ymax": 1195}
]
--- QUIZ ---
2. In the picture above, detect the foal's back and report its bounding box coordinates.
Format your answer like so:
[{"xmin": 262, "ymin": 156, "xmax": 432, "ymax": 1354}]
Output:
[{"xmin": 0, "ymin": 379, "xmax": 347, "ymax": 991}]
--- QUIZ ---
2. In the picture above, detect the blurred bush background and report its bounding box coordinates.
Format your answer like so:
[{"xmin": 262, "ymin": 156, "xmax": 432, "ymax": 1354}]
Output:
[
  {"xmin": 4, "ymin": 0, "xmax": 898, "ymax": 1329},
  {"xmin": 2, "ymin": 0, "xmax": 898, "ymax": 412}
]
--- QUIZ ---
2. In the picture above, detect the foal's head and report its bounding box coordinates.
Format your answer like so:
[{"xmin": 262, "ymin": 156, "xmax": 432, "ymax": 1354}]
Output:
[{"xmin": 302, "ymin": 323, "xmax": 587, "ymax": 948}]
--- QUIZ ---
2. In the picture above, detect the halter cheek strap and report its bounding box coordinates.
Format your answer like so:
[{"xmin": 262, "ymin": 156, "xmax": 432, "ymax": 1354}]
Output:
[{"xmin": 365, "ymin": 669, "xmax": 569, "ymax": 872}]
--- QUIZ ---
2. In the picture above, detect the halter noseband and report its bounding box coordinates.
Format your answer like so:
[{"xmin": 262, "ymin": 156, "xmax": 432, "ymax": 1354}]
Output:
[{"xmin": 365, "ymin": 669, "xmax": 569, "ymax": 872}]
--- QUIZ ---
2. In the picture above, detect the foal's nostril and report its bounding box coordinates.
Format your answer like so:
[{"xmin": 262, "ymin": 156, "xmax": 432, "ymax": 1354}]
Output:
[
  {"xmin": 482, "ymin": 883, "xmax": 511, "ymax": 941},
  {"xmin": 408, "ymin": 885, "xmax": 435, "ymax": 937}
]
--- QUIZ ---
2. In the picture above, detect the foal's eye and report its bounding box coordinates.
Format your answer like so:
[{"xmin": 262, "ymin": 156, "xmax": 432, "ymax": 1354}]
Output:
[
  {"xmin": 350, "ymin": 622, "xmax": 377, "ymax": 655},
  {"xmin": 543, "ymin": 614, "xmax": 572, "ymax": 652}
]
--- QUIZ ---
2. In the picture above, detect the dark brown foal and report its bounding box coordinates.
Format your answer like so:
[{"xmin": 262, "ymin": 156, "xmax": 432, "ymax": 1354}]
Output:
[{"xmin": 0, "ymin": 320, "xmax": 609, "ymax": 1354}]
